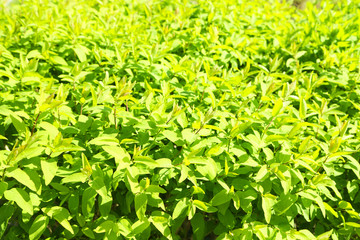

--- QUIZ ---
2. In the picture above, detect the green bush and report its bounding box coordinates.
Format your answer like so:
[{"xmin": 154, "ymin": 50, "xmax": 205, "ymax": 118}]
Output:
[{"xmin": 1, "ymin": 0, "xmax": 360, "ymax": 239}]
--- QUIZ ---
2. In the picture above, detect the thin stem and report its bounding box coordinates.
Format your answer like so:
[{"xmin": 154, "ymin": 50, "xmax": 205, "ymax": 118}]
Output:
[
  {"xmin": 315, "ymin": 155, "xmax": 329, "ymax": 174},
  {"xmin": 114, "ymin": 105, "xmax": 117, "ymax": 129},
  {"xmin": 144, "ymin": 129, "xmax": 162, "ymax": 155},
  {"xmin": 261, "ymin": 116, "xmax": 275, "ymax": 138},
  {"xmin": 227, "ymin": 138, "xmax": 231, "ymax": 152},
  {"xmin": 173, "ymin": 146, "xmax": 184, "ymax": 159},
  {"xmin": 144, "ymin": 117, "xmax": 174, "ymax": 156},
  {"xmin": 195, "ymin": 122, "xmax": 205, "ymax": 134},
  {"xmin": 31, "ymin": 112, "xmax": 41, "ymax": 136},
  {"xmin": 200, "ymin": 89, "xmax": 205, "ymax": 103}
]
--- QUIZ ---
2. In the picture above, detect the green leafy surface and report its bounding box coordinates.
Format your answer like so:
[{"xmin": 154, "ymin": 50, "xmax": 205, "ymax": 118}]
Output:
[{"xmin": 0, "ymin": 0, "xmax": 360, "ymax": 239}]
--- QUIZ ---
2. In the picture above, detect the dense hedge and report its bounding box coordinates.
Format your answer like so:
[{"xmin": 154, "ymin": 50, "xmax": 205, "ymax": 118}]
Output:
[{"xmin": 1, "ymin": 0, "xmax": 360, "ymax": 239}]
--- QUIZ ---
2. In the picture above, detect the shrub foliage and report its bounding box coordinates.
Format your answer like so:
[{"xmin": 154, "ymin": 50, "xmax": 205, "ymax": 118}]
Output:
[{"xmin": 1, "ymin": 0, "xmax": 360, "ymax": 239}]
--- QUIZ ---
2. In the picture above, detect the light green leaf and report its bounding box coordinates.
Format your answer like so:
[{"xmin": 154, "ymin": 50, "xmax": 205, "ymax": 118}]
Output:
[
  {"xmin": 41, "ymin": 158, "xmax": 58, "ymax": 185},
  {"xmin": 272, "ymin": 98, "xmax": 283, "ymax": 117},
  {"xmin": 254, "ymin": 165, "xmax": 269, "ymax": 182},
  {"xmin": 88, "ymin": 136, "xmax": 119, "ymax": 146},
  {"xmin": 131, "ymin": 219, "xmax": 150, "ymax": 236},
  {"xmin": 134, "ymin": 156, "xmax": 159, "ymax": 169},
  {"xmin": 316, "ymin": 229, "xmax": 333, "ymax": 240},
  {"xmin": 74, "ymin": 45, "xmax": 87, "ymax": 62},
  {"xmin": 10, "ymin": 113, "xmax": 27, "ymax": 134},
  {"xmin": 172, "ymin": 198, "xmax": 189, "ymax": 219},
  {"xmin": 90, "ymin": 176, "xmax": 108, "ymax": 197},
  {"xmin": 94, "ymin": 220, "xmax": 114, "ymax": 233},
  {"xmin": 182, "ymin": 128, "xmax": 198, "ymax": 144},
  {"xmin": 61, "ymin": 172, "xmax": 88, "ymax": 183},
  {"xmin": 0, "ymin": 182, "xmax": 8, "ymax": 197},
  {"xmin": 135, "ymin": 193, "xmax": 148, "ymax": 221},
  {"xmin": 274, "ymin": 193, "xmax": 298, "ymax": 215},
  {"xmin": 82, "ymin": 187, "xmax": 97, "ymax": 217},
  {"xmin": 4, "ymin": 188, "xmax": 33, "ymax": 215},
  {"xmin": 298, "ymin": 189, "xmax": 326, "ymax": 217},
  {"xmin": 7, "ymin": 168, "xmax": 41, "ymax": 194},
  {"xmin": 82, "ymin": 227, "xmax": 95, "ymax": 239},
  {"xmin": 42, "ymin": 206, "xmax": 74, "ymax": 234},
  {"xmin": 145, "ymin": 185, "xmax": 166, "ymax": 194},
  {"xmin": 343, "ymin": 155, "xmax": 360, "ymax": 179},
  {"xmin": 299, "ymin": 97, "xmax": 307, "ymax": 119},
  {"xmin": 150, "ymin": 211, "xmax": 173, "ymax": 240},
  {"xmin": 262, "ymin": 193, "xmax": 277, "ymax": 224},
  {"xmin": 211, "ymin": 190, "xmax": 231, "ymax": 206},
  {"xmin": 193, "ymin": 200, "xmax": 217, "ymax": 213},
  {"xmin": 50, "ymin": 55, "xmax": 68, "ymax": 65},
  {"xmin": 29, "ymin": 215, "xmax": 49, "ymax": 240}
]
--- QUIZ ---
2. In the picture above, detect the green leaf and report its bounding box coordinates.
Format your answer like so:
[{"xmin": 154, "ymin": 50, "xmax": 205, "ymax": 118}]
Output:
[
  {"xmin": 74, "ymin": 45, "xmax": 87, "ymax": 62},
  {"xmin": 163, "ymin": 130, "xmax": 184, "ymax": 145},
  {"xmin": 82, "ymin": 227, "xmax": 96, "ymax": 239},
  {"xmin": 155, "ymin": 158, "xmax": 173, "ymax": 168},
  {"xmin": 94, "ymin": 220, "xmax": 114, "ymax": 233},
  {"xmin": 262, "ymin": 193, "xmax": 277, "ymax": 224},
  {"xmin": 82, "ymin": 187, "xmax": 97, "ymax": 217},
  {"xmin": 299, "ymin": 136, "xmax": 312, "ymax": 153},
  {"xmin": 230, "ymin": 121, "xmax": 252, "ymax": 138},
  {"xmin": 254, "ymin": 165, "xmax": 269, "ymax": 182},
  {"xmin": 344, "ymin": 155, "xmax": 360, "ymax": 179},
  {"xmin": 0, "ymin": 182, "xmax": 8, "ymax": 197},
  {"xmin": 182, "ymin": 128, "xmax": 198, "ymax": 144},
  {"xmin": 344, "ymin": 222, "xmax": 360, "ymax": 228},
  {"xmin": 232, "ymin": 191, "xmax": 241, "ymax": 210},
  {"xmin": 298, "ymin": 189, "xmax": 326, "ymax": 217},
  {"xmin": 61, "ymin": 172, "xmax": 88, "ymax": 183},
  {"xmin": 29, "ymin": 215, "xmax": 49, "ymax": 240},
  {"xmin": 191, "ymin": 213, "xmax": 205, "ymax": 240},
  {"xmin": 103, "ymin": 145, "xmax": 131, "ymax": 170},
  {"xmin": 274, "ymin": 193, "xmax": 298, "ymax": 215},
  {"xmin": 134, "ymin": 156, "xmax": 159, "ymax": 169},
  {"xmin": 211, "ymin": 190, "xmax": 232, "ymax": 206},
  {"xmin": 299, "ymin": 97, "xmax": 307, "ymax": 119},
  {"xmin": 172, "ymin": 198, "xmax": 189, "ymax": 219},
  {"xmin": 316, "ymin": 229, "xmax": 333, "ymax": 240},
  {"xmin": 240, "ymin": 189, "xmax": 258, "ymax": 212},
  {"xmin": 196, "ymin": 157, "xmax": 218, "ymax": 180},
  {"xmin": 42, "ymin": 206, "xmax": 74, "ymax": 234},
  {"xmin": 7, "ymin": 168, "xmax": 42, "ymax": 194},
  {"xmin": 0, "ymin": 205, "xmax": 14, "ymax": 238},
  {"xmin": 150, "ymin": 211, "xmax": 173, "ymax": 240},
  {"xmin": 88, "ymin": 135, "xmax": 119, "ymax": 146},
  {"xmin": 135, "ymin": 193, "xmax": 148, "ymax": 221},
  {"xmin": 131, "ymin": 219, "xmax": 150, "ymax": 236},
  {"xmin": 90, "ymin": 176, "xmax": 108, "ymax": 197},
  {"xmin": 4, "ymin": 188, "xmax": 33, "ymax": 215},
  {"xmin": 10, "ymin": 113, "xmax": 27, "ymax": 134},
  {"xmin": 145, "ymin": 185, "xmax": 166, "ymax": 194},
  {"xmin": 50, "ymin": 55, "xmax": 68, "ymax": 65},
  {"xmin": 41, "ymin": 158, "xmax": 58, "ymax": 185},
  {"xmin": 193, "ymin": 200, "xmax": 217, "ymax": 213},
  {"xmin": 272, "ymin": 98, "xmax": 283, "ymax": 117},
  {"xmin": 329, "ymin": 137, "xmax": 341, "ymax": 153},
  {"xmin": 102, "ymin": 145, "xmax": 129, "ymax": 161},
  {"xmin": 289, "ymin": 229, "xmax": 316, "ymax": 240}
]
